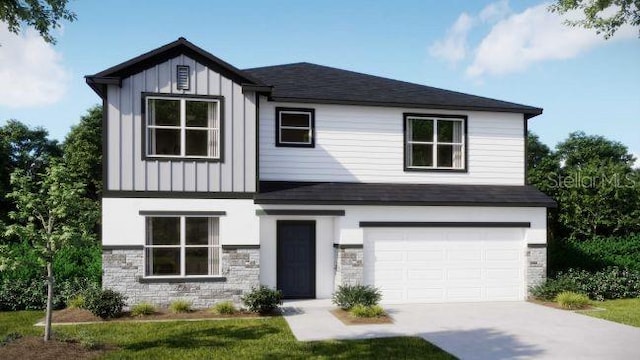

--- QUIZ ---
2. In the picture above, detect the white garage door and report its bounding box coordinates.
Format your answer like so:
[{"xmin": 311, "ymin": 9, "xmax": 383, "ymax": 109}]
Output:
[{"xmin": 364, "ymin": 228, "xmax": 526, "ymax": 303}]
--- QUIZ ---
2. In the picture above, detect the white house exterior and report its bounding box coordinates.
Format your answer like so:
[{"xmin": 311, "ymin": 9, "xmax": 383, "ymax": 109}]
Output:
[{"xmin": 87, "ymin": 38, "xmax": 554, "ymax": 307}]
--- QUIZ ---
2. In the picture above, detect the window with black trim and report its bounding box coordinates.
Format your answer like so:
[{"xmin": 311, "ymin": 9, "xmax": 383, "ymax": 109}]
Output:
[
  {"xmin": 145, "ymin": 216, "xmax": 221, "ymax": 277},
  {"xmin": 145, "ymin": 95, "xmax": 221, "ymax": 159},
  {"xmin": 276, "ymin": 107, "xmax": 315, "ymax": 147},
  {"xmin": 405, "ymin": 114, "xmax": 466, "ymax": 170}
]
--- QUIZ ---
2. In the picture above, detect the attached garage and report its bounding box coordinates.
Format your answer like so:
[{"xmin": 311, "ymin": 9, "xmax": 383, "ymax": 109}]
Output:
[{"xmin": 363, "ymin": 226, "xmax": 527, "ymax": 304}]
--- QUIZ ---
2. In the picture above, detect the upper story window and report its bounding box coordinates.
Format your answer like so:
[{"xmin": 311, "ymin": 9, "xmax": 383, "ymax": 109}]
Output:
[
  {"xmin": 145, "ymin": 216, "xmax": 221, "ymax": 277},
  {"xmin": 144, "ymin": 94, "xmax": 222, "ymax": 160},
  {"xmin": 404, "ymin": 114, "xmax": 466, "ymax": 171},
  {"xmin": 275, "ymin": 107, "xmax": 315, "ymax": 147}
]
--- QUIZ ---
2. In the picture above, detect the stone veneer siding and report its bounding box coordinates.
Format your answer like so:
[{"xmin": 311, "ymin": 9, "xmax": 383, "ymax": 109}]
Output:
[
  {"xmin": 334, "ymin": 246, "xmax": 364, "ymax": 288},
  {"xmin": 102, "ymin": 247, "xmax": 259, "ymax": 308},
  {"xmin": 526, "ymin": 244, "xmax": 547, "ymax": 294}
]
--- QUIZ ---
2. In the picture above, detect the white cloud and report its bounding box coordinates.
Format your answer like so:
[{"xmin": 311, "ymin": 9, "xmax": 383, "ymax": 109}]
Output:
[
  {"xmin": 479, "ymin": 0, "xmax": 510, "ymax": 22},
  {"xmin": 0, "ymin": 25, "xmax": 69, "ymax": 108},
  {"xmin": 429, "ymin": 1, "xmax": 512, "ymax": 65},
  {"xmin": 466, "ymin": 3, "xmax": 636, "ymax": 78},
  {"xmin": 428, "ymin": 13, "xmax": 474, "ymax": 64}
]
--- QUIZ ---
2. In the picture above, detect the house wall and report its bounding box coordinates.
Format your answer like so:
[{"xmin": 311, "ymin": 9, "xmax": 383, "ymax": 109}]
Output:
[
  {"xmin": 259, "ymin": 100, "xmax": 525, "ymax": 185},
  {"xmin": 257, "ymin": 205, "xmax": 547, "ymax": 295},
  {"xmin": 102, "ymin": 198, "xmax": 259, "ymax": 246},
  {"xmin": 105, "ymin": 55, "xmax": 256, "ymax": 193}
]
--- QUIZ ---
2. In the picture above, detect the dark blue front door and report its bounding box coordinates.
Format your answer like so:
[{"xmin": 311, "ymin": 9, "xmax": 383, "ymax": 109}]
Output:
[{"xmin": 277, "ymin": 221, "xmax": 316, "ymax": 299}]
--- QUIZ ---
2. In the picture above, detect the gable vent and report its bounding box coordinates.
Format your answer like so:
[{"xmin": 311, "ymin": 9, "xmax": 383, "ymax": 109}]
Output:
[{"xmin": 176, "ymin": 65, "xmax": 190, "ymax": 90}]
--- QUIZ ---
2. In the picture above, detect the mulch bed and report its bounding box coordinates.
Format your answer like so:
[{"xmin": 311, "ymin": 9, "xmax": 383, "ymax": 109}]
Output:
[
  {"xmin": 330, "ymin": 309, "xmax": 393, "ymax": 325},
  {"xmin": 50, "ymin": 307, "xmax": 261, "ymax": 324},
  {"xmin": 0, "ymin": 336, "xmax": 109, "ymax": 360}
]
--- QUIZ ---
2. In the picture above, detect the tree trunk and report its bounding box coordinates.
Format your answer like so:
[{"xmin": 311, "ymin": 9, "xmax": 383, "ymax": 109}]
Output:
[{"xmin": 44, "ymin": 262, "xmax": 54, "ymax": 342}]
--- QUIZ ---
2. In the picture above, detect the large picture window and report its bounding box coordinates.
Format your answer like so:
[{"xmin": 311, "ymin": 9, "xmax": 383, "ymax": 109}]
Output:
[
  {"xmin": 145, "ymin": 216, "xmax": 220, "ymax": 277},
  {"xmin": 405, "ymin": 114, "xmax": 466, "ymax": 170},
  {"xmin": 145, "ymin": 95, "xmax": 221, "ymax": 159},
  {"xmin": 275, "ymin": 107, "xmax": 315, "ymax": 147}
]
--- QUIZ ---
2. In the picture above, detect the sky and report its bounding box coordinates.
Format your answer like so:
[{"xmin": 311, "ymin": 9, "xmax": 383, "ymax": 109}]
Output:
[{"xmin": 0, "ymin": 0, "xmax": 638, "ymax": 161}]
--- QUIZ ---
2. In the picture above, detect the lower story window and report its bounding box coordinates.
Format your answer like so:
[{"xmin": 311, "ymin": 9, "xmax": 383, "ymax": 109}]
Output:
[{"xmin": 145, "ymin": 216, "xmax": 220, "ymax": 277}]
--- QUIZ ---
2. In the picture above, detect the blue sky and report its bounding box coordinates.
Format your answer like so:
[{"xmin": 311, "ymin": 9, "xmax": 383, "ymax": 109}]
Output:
[{"xmin": 0, "ymin": 0, "xmax": 638, "ymax": 160}]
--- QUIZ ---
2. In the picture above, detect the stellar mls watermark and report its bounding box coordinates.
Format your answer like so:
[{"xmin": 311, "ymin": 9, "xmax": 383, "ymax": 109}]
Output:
[{"xmin": 546, "ymin": 172, "xmax": 637, "ymax": 189}]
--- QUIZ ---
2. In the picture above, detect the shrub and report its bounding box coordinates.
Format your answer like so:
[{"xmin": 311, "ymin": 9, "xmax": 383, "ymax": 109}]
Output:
[
  {"xmin": 84, "ymin": 288, "xmax": 126, "ymax": 319},
  {"xmin": 349, "ymin": 304, "xmax": 386, "ymax": 318},
  {"xmin": 131, "ymin": 302, "xmax": 156, "ymax": 316},
  {"xmin": 67, "ymin": 295, "xmax": 86, "ymax": 309},
  {"xmin": 169, "ymin": 299, "xmax": 192, "ymax": 313},
  {"xmin": 0, "ymin": 277, "xmax": 46, "ymax": 310},
  {"xmin": 242, "ymin": 286, "xmax": 282, "ymax": 314},
  {"xmin": 549, "ymin": 235, "xmax": 640, "ymax": 274},
  {"xmin": 211, "ymin": 301, "xmax": 237, "ymax": 315},
  {"xmin": 531, "ymin": 267, "xmax": 640, "ymax": 301},
  {"xmin": 530, "ymin": 277, "xmax": 579, "ymax": 301},
  {"xmin": 332, "ymin": 284, "xmax": 382, "ymax": 310},
  {"xmin": 556, "ymin": 291, "xmax": 590, "ymax": 310}
]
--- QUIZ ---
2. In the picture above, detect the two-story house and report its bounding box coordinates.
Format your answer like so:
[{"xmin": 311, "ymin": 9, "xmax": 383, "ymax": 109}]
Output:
[{"xmin": 86, "ymin": 38, "xmax": 555, "ymax": 307}]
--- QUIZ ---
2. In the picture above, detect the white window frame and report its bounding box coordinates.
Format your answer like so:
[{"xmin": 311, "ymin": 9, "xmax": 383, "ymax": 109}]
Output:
[
  {"xmin": 277, "ymin": 109, "xmax": 314, "ymax": 146},
  {"xmin": 144, "ymin": 216, "xmax": 221, "ymax": 278},
  {"xmin": 145, "ymin": 96, "xmax": 220, "ymax": 159},
  {"xmin": 406, "ymin": 116, "xmax": 465, "ymax": 170}
]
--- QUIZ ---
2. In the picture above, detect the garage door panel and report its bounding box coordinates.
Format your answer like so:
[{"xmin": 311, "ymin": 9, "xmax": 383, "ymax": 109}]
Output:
[
  {"xmin": 447, "ymin": 249, "xmax": 482, "ymax": 261},
  {"xmin": 407, "ymin": 250, "xmax": 444, "ymax": 262},
  {"xmin": 447, "ymin": 268, "xmax": 483, "ymax": 280},
  {"xmin": 365, "ymin": 228, "xmax": 525, "ymax": 303},
  {"xmin": 408, "ymin": 269, "xmax": 444, "ymax": 280},
  {"xmin": 485, "ymin": 269, "xmax": 521, "ymax": 281},
  {"xmin": 373, "ymin": 250, "xmax": 404, "ymax": 262},
  {"xmin": 485, "ymin": 249, "xmax": 521, "ymax": 261}
]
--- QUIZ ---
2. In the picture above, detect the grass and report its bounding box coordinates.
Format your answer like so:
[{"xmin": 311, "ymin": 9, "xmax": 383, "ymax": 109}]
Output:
[
  {"xmin": 580, "ymin": 298, "xmax": 640, "ymax": 327},
  {"xmin": 0, "ymin": 311, "xmax": 43, "ymax": 338},
  {"xmin": 0, "ymin": 311, "xmax": 455, "ymax": 359}
]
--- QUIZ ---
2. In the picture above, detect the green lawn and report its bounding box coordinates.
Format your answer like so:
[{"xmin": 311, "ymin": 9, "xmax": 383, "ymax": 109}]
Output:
[
  {"xmin": 580, "ymin": 298, "xmax": 640, "ymax": 327},
  {"xmin": 0, "ymin": 312, "xmax": 455, "ymax": 359}
]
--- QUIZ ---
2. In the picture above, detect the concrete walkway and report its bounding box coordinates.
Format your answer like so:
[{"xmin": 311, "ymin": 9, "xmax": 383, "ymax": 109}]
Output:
[{"xmin": 282, "ymin": 300, "xmax": 640, "ymax": 360}]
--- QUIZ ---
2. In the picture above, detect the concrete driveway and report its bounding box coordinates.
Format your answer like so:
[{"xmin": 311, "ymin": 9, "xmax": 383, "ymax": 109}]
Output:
[{"xmin": 282, "ymin": 300, "xmax": 640, "ymax": 360}]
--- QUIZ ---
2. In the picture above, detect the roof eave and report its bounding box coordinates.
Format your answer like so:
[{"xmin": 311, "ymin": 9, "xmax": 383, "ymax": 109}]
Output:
[{"xmin": 268, "ymin": 96, "xmax": 543, "ymax": 117}]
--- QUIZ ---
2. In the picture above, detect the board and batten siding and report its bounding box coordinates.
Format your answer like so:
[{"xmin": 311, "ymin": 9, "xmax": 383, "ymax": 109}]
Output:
[
  {"xmin": 106, "ymin": 55, "xmax": 256, "ymax": 193},
  {"xmin": 259, "ymin": 101, "xmax": 525, "ymax": 185}
]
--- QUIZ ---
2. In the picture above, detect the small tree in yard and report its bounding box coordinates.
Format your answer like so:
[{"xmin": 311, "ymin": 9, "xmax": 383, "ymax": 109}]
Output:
[{"xmin": 0, "ymin": 162, "xmax": 96, "ymax": 341}]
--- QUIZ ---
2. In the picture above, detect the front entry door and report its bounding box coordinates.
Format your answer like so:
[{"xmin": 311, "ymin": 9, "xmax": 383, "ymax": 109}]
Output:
[{"xmin": 277, "ymin": 221, "xmax": 316, "ymax": 299}]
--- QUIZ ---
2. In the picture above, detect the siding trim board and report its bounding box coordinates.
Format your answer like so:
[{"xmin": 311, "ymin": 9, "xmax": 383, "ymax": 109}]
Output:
[
  {"xmin": 359, "ymin": 221, "xmax": 531, "ymax": 228},
  {"xmin": 138, "ymin": 211, "xmax": 227, "ymax": 216},
  {"xmin": 332, "ymin": 244, "xmax": 363, "ymax": 249},
  {"xmin": 103, "ymin": 190, "xmax": 255, "ymax": 199},
  {"xmin": 140, "ymin": 92, "xmax": 225, "ymax": 163},
  {"xmin": 255, "ymin": 209, "xmax": 345, "ymax": 216},
  {"xmin": 221, "ymin": 245, "xmax": 260, "ymax": 249}
]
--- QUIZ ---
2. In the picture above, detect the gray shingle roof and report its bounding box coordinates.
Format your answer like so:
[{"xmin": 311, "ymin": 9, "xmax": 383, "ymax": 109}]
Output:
[
  {"xmin": 255, "ymin": 182, "xmax": 556, "ymax": 207},
  {"xmin": 244, "ymin": 62, "xmax": 542, "ymax": 118}
]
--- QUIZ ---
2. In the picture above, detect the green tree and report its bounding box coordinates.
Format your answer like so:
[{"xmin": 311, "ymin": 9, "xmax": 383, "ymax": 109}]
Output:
[
  {"xmin": 528, "ymin": 131, "xmax": 640, "ymax": 239},
  {"xmin": 62, "ymin": 105, "xmax": 103, "ymax": 201},
  {"xmin": 0, "ymin": 120, "xmax": 61, "ymax": 226},
  {"xmin": 549, "ymin": 0, "xmax": 640, "ymax": 39},
  {"xmin": 0, "ymin": 0, "xmax": 76, "ymax": 44},
  {"xmin": 1, "ymin": 162, "xmax": 97, "ymax": 341}
]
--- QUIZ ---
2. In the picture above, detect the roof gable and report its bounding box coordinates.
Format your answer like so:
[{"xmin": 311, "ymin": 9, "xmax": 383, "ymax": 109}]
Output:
[
  {"xmin": 244, "ymin": 62, "xmax": 542, "ymax": 119},
  {"xmin": 86, "ymin": 37, "xmax": 268, "ymax": 97}
]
